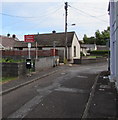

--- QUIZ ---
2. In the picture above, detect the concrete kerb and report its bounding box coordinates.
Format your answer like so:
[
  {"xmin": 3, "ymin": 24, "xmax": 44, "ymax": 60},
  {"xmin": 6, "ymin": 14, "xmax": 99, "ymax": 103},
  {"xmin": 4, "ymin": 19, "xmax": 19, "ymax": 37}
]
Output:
[
  {"xmin": 0, "ymin": 69, "xmax": 59, "ymax": 96},
  {"xmin": 81, "ymin": 72, "xmax": 100, "ymax": 118}
]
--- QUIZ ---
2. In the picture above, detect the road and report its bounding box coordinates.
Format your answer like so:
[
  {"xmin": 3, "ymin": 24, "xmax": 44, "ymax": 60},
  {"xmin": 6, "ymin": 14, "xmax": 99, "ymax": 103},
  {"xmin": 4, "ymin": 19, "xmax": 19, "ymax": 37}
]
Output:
[{"xmin": 2, "ymin": 62, "xmax": 108, "ymax": 118}]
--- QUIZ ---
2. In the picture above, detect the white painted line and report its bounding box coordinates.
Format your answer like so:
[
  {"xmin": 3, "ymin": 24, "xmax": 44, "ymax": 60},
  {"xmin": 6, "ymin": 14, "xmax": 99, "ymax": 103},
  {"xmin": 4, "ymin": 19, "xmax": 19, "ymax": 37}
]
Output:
[{"xmin": 8, "ymin": 95, "xmax": 43, "ymax": 118}]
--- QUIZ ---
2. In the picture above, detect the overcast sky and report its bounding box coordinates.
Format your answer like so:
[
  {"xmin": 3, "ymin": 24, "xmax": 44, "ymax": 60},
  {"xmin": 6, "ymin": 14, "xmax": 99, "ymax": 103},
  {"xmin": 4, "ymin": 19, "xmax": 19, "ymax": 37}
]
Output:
[{"xmin": 1, "ymin": 0, "xmax": 109, "ymax": 41}]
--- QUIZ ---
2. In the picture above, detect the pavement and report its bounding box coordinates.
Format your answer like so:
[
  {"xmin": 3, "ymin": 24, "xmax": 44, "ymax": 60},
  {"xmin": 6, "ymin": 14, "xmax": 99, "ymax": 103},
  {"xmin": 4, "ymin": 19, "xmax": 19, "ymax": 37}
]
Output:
[
  {"xmin": 2, "ymin": 65, "xmax": 64, "ymax": 94},
  {"xmin": 86, "ymin": 71, "xmax": 118, "ymax": 118},
  {"xmin": 1, "ymin": 64, "xmax": 118, "ymax": 118}
]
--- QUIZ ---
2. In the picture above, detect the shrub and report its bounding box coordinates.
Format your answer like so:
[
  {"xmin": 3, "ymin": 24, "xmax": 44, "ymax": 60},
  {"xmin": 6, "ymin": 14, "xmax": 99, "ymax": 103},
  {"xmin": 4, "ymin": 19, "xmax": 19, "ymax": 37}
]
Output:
[
  {"xmin": 80, "ymin": 52, "xmax": 85, "ymax": 56},
  {"xmin": 88, "ymin": 50, "xmax": 109, "ymax": 56},
  {"xmin": 0, "ymin": 58, "xmax": 25, "ymax": 63}
]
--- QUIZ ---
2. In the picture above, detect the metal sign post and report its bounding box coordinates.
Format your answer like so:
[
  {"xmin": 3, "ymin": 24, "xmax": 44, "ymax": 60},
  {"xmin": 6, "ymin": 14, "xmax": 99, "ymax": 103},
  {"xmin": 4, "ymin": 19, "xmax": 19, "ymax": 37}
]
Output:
[
  {"xmin": 53, "ymin": 41, "xmax": 56, "ymax": 67},
  {"xmin": 28, "ymin": 43, "xmax": 31, "ymax": 59},
  {"xmin": 24, "ymin": 35, "xmax": 34, "ymax": 77}
]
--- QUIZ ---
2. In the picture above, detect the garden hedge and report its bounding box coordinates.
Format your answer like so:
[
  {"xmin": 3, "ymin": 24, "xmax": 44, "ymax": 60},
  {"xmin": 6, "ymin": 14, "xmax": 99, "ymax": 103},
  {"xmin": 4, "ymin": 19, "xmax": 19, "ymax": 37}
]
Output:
[{"xmin": 88, "ymin": 50, "xmax": 110, "ymax": 55}]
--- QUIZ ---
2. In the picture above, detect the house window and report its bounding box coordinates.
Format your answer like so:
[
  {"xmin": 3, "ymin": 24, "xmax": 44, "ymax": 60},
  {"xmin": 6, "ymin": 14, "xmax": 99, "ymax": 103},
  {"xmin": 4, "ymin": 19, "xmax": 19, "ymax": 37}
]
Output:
[
  {"xmin": 38, "ymin": 47, "xmax": 42, "ymax": 50},
  {"xmin": 74, "ymin": 46, "xmax": 76, "ymax": 57}
]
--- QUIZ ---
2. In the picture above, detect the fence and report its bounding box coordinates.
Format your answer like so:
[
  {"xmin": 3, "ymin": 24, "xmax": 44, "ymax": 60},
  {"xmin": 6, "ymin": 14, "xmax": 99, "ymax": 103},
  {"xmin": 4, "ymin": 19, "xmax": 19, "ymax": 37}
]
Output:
[{"xmin": 1, "ymin": 49, "xmax": 58, "ymax": 59}]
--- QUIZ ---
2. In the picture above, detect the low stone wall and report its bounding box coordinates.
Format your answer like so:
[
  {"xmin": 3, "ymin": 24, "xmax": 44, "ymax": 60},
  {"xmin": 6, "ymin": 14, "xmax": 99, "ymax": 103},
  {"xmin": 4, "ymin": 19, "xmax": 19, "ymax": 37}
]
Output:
[
  {"xmin": 35, "ymin": 56, "xmax": 59, "ymax": 71},
  {"xmin": 1, "ymin": 62, "xmax": 26, "ymax": 77},
  {"xmin": 1, "ymin": 56, "xmax": 59, "ymax": 77},
  {"xmin": 73, "ymin": 57, "xmax": 107, "ymax": 64},
  {"xmin": 81, "ymin": 57, "xmax": 107, "ymax": 64}
]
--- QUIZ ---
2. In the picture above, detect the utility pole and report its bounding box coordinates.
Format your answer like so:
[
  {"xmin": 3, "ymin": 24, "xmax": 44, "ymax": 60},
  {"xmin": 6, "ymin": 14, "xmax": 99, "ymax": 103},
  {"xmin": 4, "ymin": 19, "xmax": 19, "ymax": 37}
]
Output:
[
  {"xmin": 53, "ymin": 41, "xmax": 56, "ymax": 67},
  {"xmin": 35, "ymin": 41, "xmax": 38, "ymax": 60},
  {"xmin": 64, "ymin": 2, "xmax": 68, "ymax": 63}
]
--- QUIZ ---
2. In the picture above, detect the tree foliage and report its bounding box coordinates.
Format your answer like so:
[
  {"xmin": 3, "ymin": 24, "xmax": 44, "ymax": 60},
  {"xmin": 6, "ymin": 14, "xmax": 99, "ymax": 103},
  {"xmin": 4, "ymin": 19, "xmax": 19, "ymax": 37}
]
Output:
[{"xmin": 83, "ymin": 27, "xmax": 110, "ymax": 45}]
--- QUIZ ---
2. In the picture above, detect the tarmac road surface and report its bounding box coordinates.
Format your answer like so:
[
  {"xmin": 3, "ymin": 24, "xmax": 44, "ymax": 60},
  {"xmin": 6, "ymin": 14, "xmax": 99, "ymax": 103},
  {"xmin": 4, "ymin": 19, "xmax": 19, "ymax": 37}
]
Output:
[{"xmin": 2, "ymin": 62, "xmax": 108, "ymax": 118}]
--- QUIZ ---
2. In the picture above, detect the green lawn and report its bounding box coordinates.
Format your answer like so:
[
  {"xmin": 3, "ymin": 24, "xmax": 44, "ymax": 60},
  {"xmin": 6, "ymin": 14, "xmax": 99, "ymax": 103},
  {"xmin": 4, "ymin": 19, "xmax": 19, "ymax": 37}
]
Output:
[{"xmin": 87, "ymin": 56, "xmax": 103, "ymax": 58}]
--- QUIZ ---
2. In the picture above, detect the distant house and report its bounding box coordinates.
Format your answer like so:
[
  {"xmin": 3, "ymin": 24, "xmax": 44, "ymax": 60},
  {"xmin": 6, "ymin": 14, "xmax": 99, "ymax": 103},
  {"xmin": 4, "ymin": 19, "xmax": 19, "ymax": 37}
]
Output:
[
  {"xmin": 81, "ymin": 44, "xmax": 97, "ymax": 51},
  {"xmin": 97, "ymin": 45, "xmax": 109, "ymax": 50},
  {"xmin": 80, "ymin": 44, "xmax": 97, "ymax": 56},
  {"xmin": 0, "ymin": 34, "xmax": 19, "ymax": 50},
  {"xmin": 14, "ymin": 31, "xmax": 81, "ymax": 63}
]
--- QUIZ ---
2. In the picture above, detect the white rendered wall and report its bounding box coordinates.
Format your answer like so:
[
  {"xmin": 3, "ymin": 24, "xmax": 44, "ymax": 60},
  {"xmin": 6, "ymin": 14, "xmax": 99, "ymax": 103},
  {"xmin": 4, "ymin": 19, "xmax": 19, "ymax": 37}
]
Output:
[{"xmin": 71, "ymin": 34, "xmax": 80, "ymax": 59}]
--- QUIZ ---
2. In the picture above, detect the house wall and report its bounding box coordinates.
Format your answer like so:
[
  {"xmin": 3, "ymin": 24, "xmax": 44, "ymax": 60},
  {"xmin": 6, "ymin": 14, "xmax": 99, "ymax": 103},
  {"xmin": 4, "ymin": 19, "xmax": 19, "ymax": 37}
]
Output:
[
  {"xmin": 68, "ymin": 47, "xmax": 71, "ymax": 60},
  {"xmin": 71, "ymin": 34, "xmax": 80, "ymax": 60},
  {"xmin": 116, "ymin": 2, "xmax": 118, "ymax": 89},
  {"xmin": 81, "ymin": 44, "xmax": 97, "ymax": 51},
  {"xmin": 109, "ymin": 1, "xmax": 118, "ymax": 90},
  {"xmin": 97, "ymin": 45, "xmax": 109, "ymax": 50},
  {"xmin": 42, "ymin": 47, "xmax": 65, "ymax": 63}
]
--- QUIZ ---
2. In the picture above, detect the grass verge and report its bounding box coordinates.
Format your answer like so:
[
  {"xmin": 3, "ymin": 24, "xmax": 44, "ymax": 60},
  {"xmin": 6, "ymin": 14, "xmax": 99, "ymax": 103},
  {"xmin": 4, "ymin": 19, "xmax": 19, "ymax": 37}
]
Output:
[
  {"xmin": 87, "ymin": 56, "xmax": 103, "ymax": 58},
  {"xmin": 0, "ymin": 77, "xmax": 17, "ymax": 84}
]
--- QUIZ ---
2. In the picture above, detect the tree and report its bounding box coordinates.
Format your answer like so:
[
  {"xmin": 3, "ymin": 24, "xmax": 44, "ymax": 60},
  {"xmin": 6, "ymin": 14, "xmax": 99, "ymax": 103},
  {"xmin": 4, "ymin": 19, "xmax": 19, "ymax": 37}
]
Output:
[
  {"xmin": 83, "ymin": 34, "xmax": 88, "ymax": 43},
  {"xmin": 95, "ymin": 30, "xmax": 104, "ymax": 45},
  {"xmin": 83, "ymin": 27, "xmax": 110, "ymax": 45},
  {"xmin": 83, "ymin": 34, "xmax": 95, "ymax": 44}
]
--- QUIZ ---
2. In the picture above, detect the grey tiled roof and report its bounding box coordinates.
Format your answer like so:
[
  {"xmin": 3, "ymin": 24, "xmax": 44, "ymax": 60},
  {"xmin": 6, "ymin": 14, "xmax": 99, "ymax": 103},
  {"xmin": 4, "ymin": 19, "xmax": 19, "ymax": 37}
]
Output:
[
  {"xmin": 0, "ymin": 35, "xmax": 19, "ymax": 48},
  {"xmin": 14, "ymin": 31, "xmax": 77, "ymax": 48},
  {"xmin": 35, "ymin": 32, "xmax": 75, "ymax": 47}
]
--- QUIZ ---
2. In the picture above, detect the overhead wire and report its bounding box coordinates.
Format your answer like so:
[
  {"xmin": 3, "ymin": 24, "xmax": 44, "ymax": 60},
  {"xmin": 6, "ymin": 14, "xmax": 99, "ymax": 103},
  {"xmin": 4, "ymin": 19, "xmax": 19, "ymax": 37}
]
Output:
[
  {"xmin": 11, "ymin": 5, "xmax": 63, "ymax": 34},
  {"xmin": 0, "ymin": 13, "xmax": 34, "ymax": 18},
  {"xmin": 69, "ymin": 5, "xmax": 108, "ymax": 23},
  {"xmin": 26, "ymin": 6, "xmax": 63, "ymax": 29},
  {"xmin": 1, "ymin": 3, "xmax": 63, "ymax": 19},
  {"xmin": 3, "ymin": 4, "xmax": 63, "ymax": 28}
]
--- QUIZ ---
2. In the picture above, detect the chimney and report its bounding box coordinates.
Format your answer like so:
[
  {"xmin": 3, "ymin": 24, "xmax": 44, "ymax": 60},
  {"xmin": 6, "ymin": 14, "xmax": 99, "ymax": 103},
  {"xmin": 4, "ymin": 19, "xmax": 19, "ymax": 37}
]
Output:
[
  {"xmin": 7, "ymin": 33, "xmax": 10, "ymax": 37},
  {"xmin": 12, "ymin": 34, "xmax": 16, "ymax": 38},
  {"xmin": 52, "ymin": 30, "xmax": 56, "ymax": 33}
]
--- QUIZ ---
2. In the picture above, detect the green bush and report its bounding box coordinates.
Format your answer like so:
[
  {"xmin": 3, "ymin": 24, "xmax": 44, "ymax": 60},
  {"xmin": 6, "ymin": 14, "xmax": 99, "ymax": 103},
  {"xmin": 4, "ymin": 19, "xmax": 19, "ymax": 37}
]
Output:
[
  {"xmin": 0, "ymin": 58, "xmax": 25, "ymax": 63},
  {"xmin": 64, "ymin": 58, "xmax": 67, "ymax": 64},
  {"xmin": 80, "ymin": 52, "xmax": 85, "ymax": 56}
]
